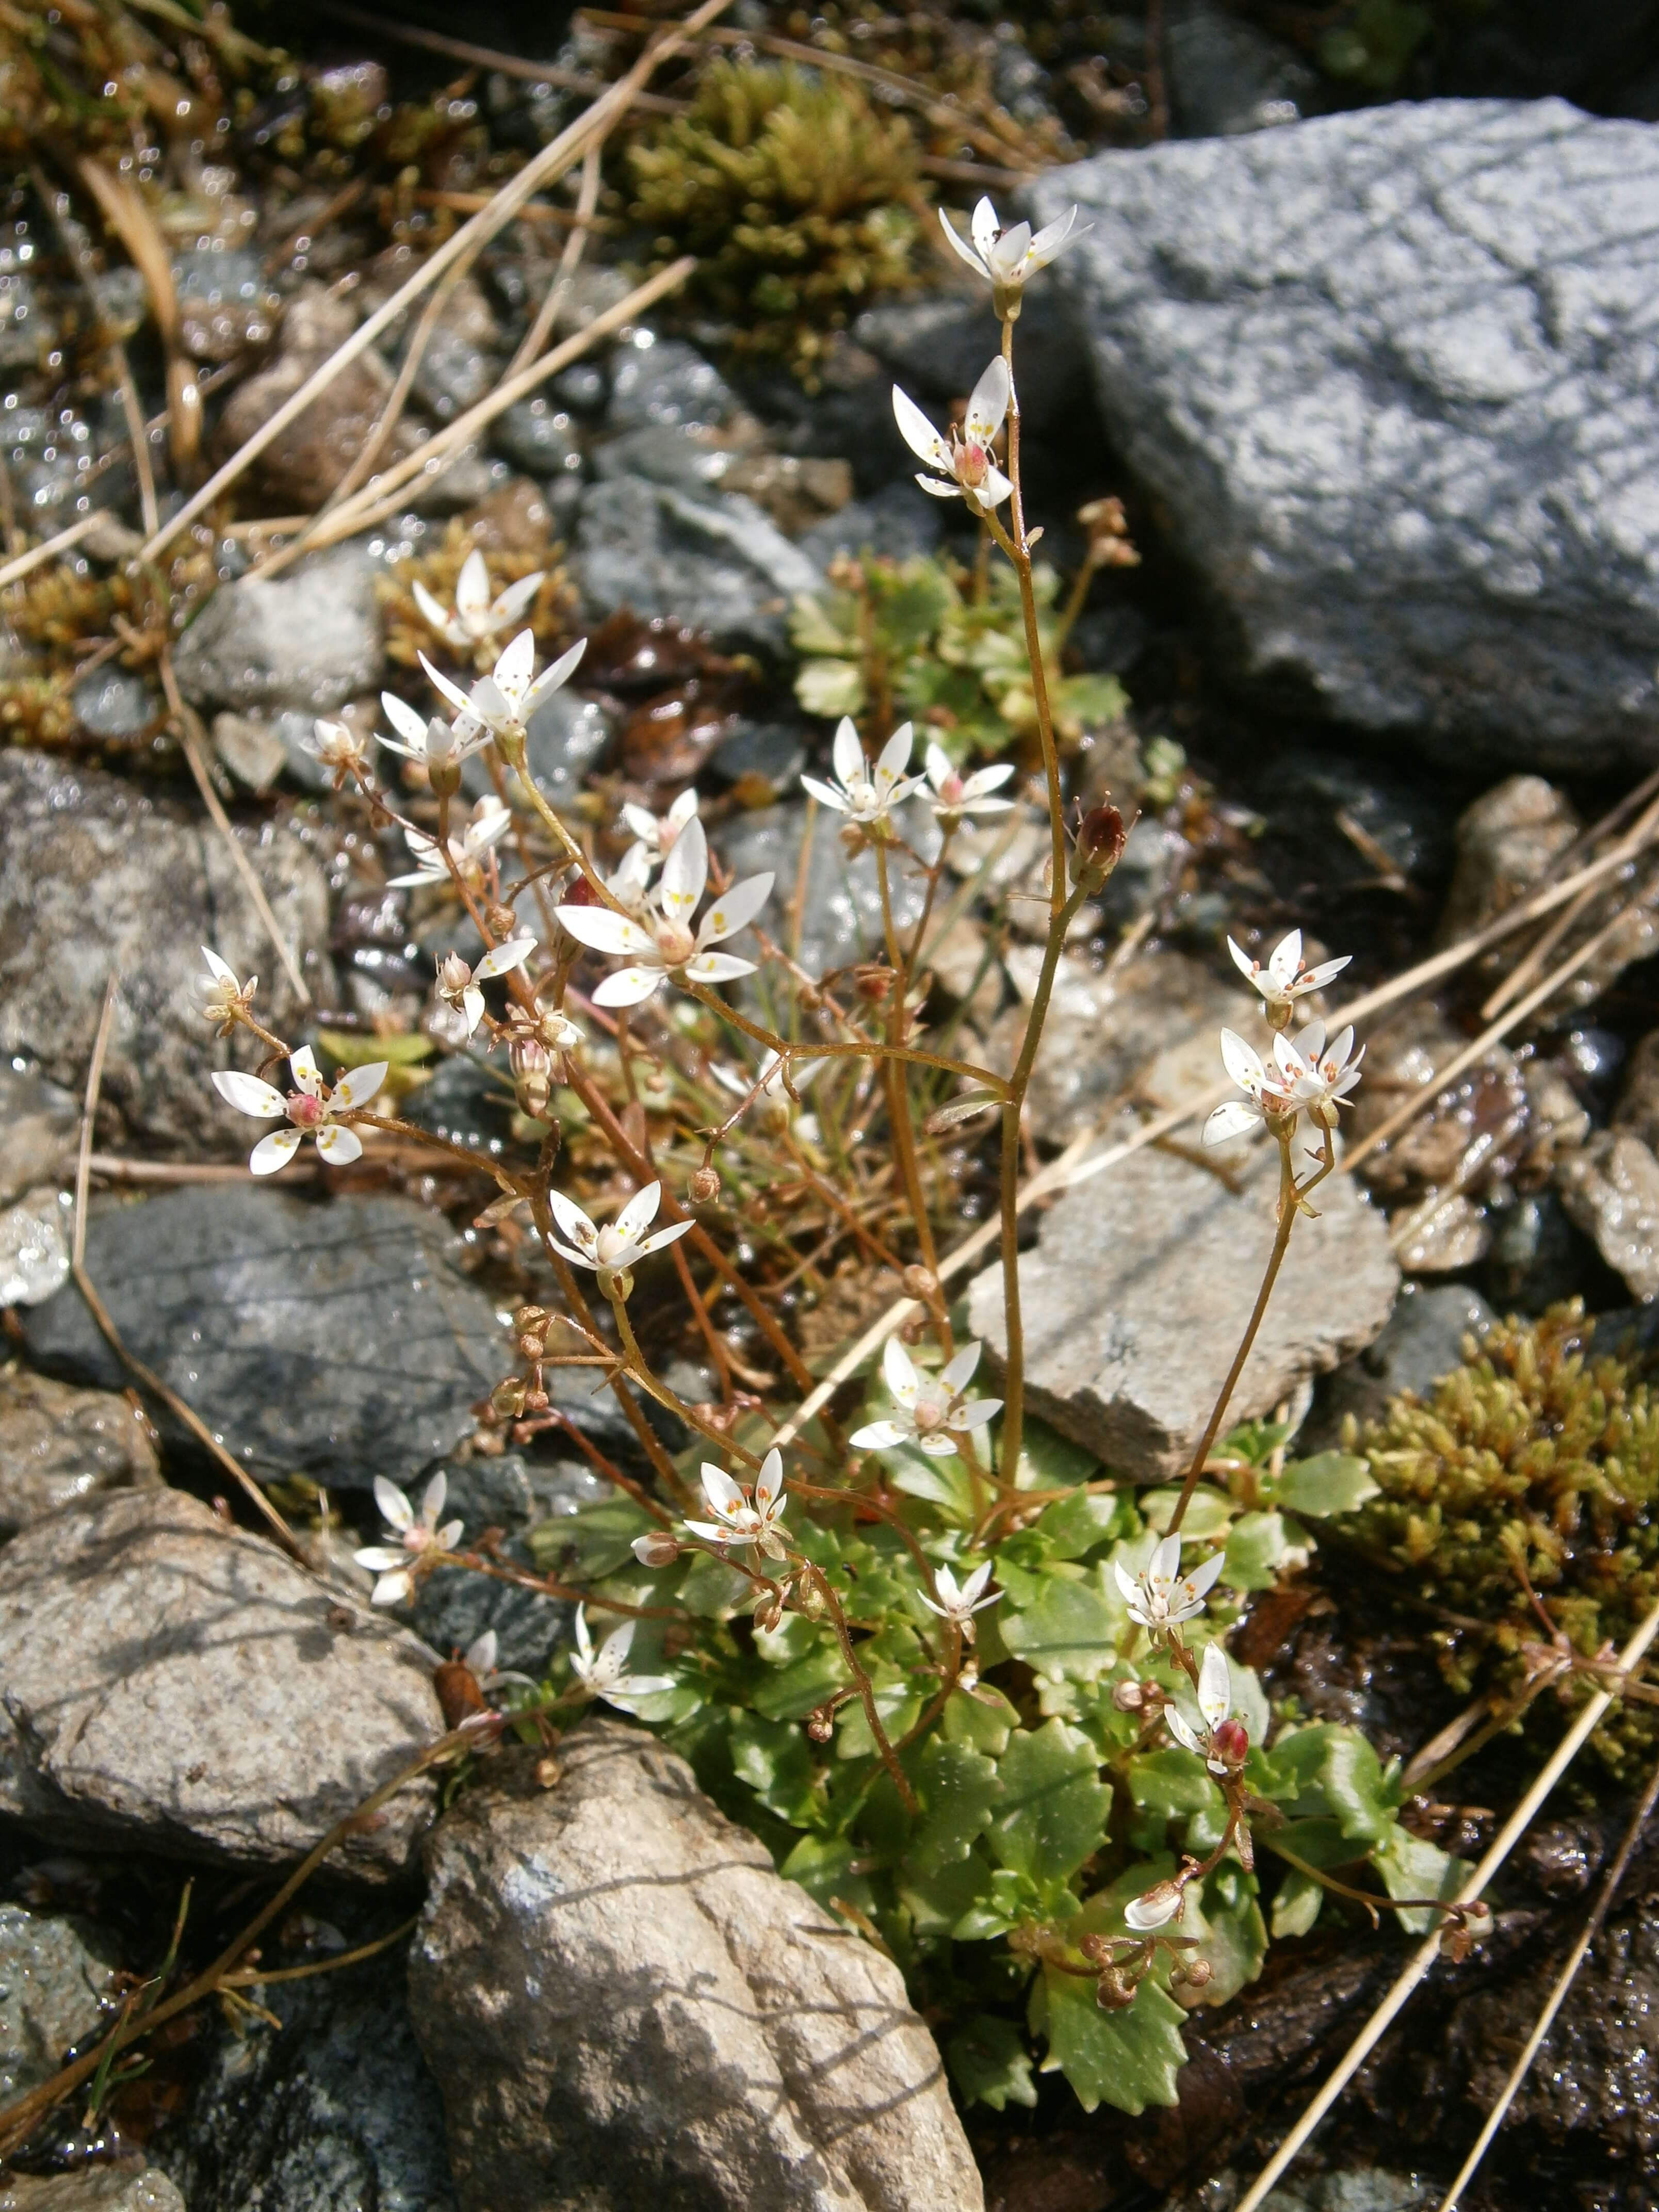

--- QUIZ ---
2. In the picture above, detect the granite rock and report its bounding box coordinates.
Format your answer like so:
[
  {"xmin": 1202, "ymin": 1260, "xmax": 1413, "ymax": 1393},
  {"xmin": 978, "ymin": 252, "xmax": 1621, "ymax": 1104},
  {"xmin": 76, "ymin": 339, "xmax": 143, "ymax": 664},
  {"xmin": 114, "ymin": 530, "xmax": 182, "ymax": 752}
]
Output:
[
  {"xmin": 173, "ymin": 540, "xmax": 384, "ymax": 717},
  {"xmin": 409, "ymin": 1724, "xmax": 983, "ymax": 2212},
  {"xmin": 1556, "ymin": 1129, "xmax": 1659, "ymax": 1302},
  {"xmin": 967, "ymin": 1128, "xmax": 1399, "ymax": 1476},
  {"xmin": 21, "ymin": 1186, "xmax": 505, "ymax": 1493},
  {"xmin": 0, "ymin": 1364, "xmax": 160, "ymax": 1535},
  {"xmin": 0, "ymin": 1902, "xmax": 119, "ymax": 2104},
  {"xmin": 1029, "ymin": 102, "xmax": 1659, "ymax": 769},
  {"xmin": 0, "ymin": 1488, "xmax": 443, "ymax": 1875},
  {"xmin": 0, "ymin": 751, "xmax": 334, "ymax": 1156}
]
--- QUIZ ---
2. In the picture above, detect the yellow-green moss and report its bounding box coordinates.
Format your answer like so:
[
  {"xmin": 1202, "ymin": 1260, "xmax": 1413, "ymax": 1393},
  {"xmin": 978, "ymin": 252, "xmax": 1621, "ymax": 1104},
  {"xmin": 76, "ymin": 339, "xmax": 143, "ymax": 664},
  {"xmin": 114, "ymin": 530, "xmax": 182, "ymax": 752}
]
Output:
[
  {"xmin": 1347, "ymin": 1303, "xmax": 1659, "ymax": 1778},
  {"xmin": 627, "ymin": 60, "xmax": 921, "ymax": 377}
]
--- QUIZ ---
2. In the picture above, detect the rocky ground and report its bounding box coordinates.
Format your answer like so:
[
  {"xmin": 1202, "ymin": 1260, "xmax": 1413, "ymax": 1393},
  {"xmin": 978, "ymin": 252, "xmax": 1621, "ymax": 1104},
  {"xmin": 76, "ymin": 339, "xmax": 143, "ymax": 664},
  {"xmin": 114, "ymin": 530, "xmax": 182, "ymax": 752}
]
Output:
[{"xmin": 5, "ymin": 3, "xmax": 1659, "ymax": 2208}]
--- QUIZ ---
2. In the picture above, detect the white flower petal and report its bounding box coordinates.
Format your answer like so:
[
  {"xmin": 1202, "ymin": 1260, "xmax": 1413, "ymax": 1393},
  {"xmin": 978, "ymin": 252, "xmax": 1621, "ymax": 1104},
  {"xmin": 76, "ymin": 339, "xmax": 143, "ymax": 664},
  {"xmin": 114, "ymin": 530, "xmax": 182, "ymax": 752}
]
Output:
[
  {"xmin": 941, "ymin": 1342, "xmax": 982, "ymax": 1393},
  {"xmin": 289, "ymin": 1045, "xmax": 324, "ymax": 1097},
  {"xmin": 701, "ymin": 1464, "xmax": 746, "ymax": 1520},
  {"xmin": 915, "ymin": 475, "xmax": 964, "ymax": 500},
  {"xmin": 1266, "ymin": 929, "xmax": 1303, "ymax": 989},
  {"xmin": 1166, "ymin": 1708, "xmax": 1204, "ymax": 1755},
  {"xmin": 522, "ymin": 634, "xmax": 588, "ymax": 715},
  {"xmin": 638, "ymin": 1218, "xmax": 696, "ymax": 1257},
  {"xmin": 548, "ymin": 1189, "xmax": 598, "ymax": 1250},
  {"xmin": 970, "ymin": 196, "xmax": 1000, "ymax": 262},
  {"xmin": 891, "ymin": 384, "xmax": 950, "ymax": 472},
  {"xmin": 680, "ymin": 952, "xmax": 754, "ymax": 984},
  {"xmin": 475, "ymin": 935, "xmax": 536, "ymax": 982},
  {"xmin": 420, "ymin": 653, "xmax": 476, "ymax": 719},
  {"xmin": 659, "ymin": 815, "xmax": 708, "ymax": 919},
  {"xmin": 555, "ymin": 905, "xmax": 656, "ymax": 956},
  {"xmin": 940, "ymin": 206, "xmax": 989, "ymax": 274},
  {"xmin": 493, "ymin": 628, "xmax": 536, "ymax": 705},
  {"xmin": 1198, "ymin": 1641, "xmax": 1232, "ymax": 1728},
  {"xmin": 849, "ymin": 1419, "xmax": 906, "ymax": 1450},
  {"xmin": 592, "ymin": 966, "xmax": 666, "ymax": 1006},
  {"xmin": 332, "ymin": 1062, "xmax": 386, "ymax": 1111},
  {"xmin": 966, "ymin": 355, "xmax": 1011, "ymax": 445},
  {"xmin": 490, "ymin": 570, "xmax": 544, "ymax": 628},
  {"xmin": 883, "ymin": 1335, "xmax": 921, "ymax": 1410},
  {"xmin": 201, "ymin": 947, "xmax": 236, "ymax": 985},
  {"xmin": 1205, "ymin": 1099, "xmax": 1263, "ymax": 1146},
  {"xmin": 249, "ymin": 1127, "xmax": 303, "ymax": 1174},
  {"xmin": 314, "ymin": 1124, "xmax": 363, "ymax": 1166},
  {"xmin": 1219, "ymin": 1028, "xmax": 1265, "ymax": 1092},
  {"xmin": 1026, "ymin": 204, "xmax": 1081, "ymax": 270},
  {"xmin": 696, "ymin": 871, "xmax": 773, "ymax": 948},
  {"xmin": 376, "ymin": 1474, "xmax": 414, "ymax": 1530},
  {"xmin": 800, "ymin": 774, "xmax": 851, "ymax": 812},
  {"xmin": 212, "ymin": 1070, "xmax": 286, "ymax": 1119}
]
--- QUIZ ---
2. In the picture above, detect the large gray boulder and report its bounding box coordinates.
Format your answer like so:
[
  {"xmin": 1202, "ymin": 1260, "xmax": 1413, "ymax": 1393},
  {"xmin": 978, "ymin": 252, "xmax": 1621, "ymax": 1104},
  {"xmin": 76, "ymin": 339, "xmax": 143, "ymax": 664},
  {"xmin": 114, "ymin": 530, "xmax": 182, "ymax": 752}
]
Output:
[
  {"xmin": 173, "ymin": 540, "xmax": 384, "ymax": 716},
  {"xmin": 1029, "ymin": 101, "xmax": 1659, "ymax": 771},
  {"xmin": 21, "ymin": 1186, "xmax": 505, "ymax": 1493},
  {"xmin": 409, "ymin": 1725, "xmax": 984, "ymax": 2212},
  {"xmin": 0, "ymin": 750, "xmax": 334, "ymax": 1155},
  {"xmin": 968, "ymin": 1127, "xmax": 1399, "ymax": 1477},
  {"xmin": 0, "ymin": 1488, "xmax": 443, "ymax": 1876}
]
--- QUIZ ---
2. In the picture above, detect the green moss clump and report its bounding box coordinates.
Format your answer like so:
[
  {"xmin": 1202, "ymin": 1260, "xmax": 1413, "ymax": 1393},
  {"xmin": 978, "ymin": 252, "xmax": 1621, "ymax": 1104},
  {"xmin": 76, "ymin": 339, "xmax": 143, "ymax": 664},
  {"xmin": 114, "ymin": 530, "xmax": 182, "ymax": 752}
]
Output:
[
  {"xmin": 627, "ymin": 60, "xmax": 921, "ymax": 377},
  {"xmin": 1347, "ymin": 1303, "xmax": 1659, "ymax": 1778}
]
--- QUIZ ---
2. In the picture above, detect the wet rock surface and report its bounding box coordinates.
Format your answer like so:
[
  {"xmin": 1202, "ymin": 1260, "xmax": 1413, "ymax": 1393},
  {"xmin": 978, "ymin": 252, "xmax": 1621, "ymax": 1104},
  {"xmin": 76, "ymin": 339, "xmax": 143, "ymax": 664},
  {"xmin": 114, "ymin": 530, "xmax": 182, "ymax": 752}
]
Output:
[
  {"xmin": 1308, "ymin": 1281, "xmax": 1495, "ymax": 1446},
  {"xmin": 1032, "ymin": 102, "xmax": 1659, "ymax": 769},
  {"xmin": 409, "ymin": 1724, "xmax": 984, "ymax": 2212},
  {"xmin": 0, "ymin": 1365, "xmax": 160, "ymax": 1534},
  {"xmin": 156, "ymin": 1934, "xmax": 457, "ymax": 2212},
  {"xmin": 0, "ymin": 1189, "xmax": 70, "ymax": 1310},
  {"xmin": 0, "ymin": 2170, "xmax": 186, "ymax": 2211},
  {"xmin": 968, "ymin": 1128, "xmax": 1400, "ymax": 1477},
  {"xmin": 1556, "ymin": 1129, "xmax": 1659, "ymax": 1301},
  {"xmin": 0, "ymin": 1902, "xmax": 118, "ymax": 2103},
  {"xmin": 0, "ymin": 1066, "xmax": 78, "ymax": 1211},
  {"xmin": 173, "ymin": 540, "xmax": 384, "ymax": 717},
  {"xmin": 0, "ymin": 751, "xmax": 334, "ymax": 1156},
  {"xmin": 22, "ymin": 1186, "xmax": 505, "ymax": 1492},
  {"xmin": 0, "ymin": 1488, "xmax": 442, "ymax": 1875}
]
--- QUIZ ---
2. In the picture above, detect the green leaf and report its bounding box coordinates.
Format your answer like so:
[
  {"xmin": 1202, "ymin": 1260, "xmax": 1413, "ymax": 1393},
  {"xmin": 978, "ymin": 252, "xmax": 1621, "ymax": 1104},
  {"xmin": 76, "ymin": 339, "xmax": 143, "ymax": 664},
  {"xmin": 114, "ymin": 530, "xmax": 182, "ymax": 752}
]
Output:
[
  {"xmin": 1271, "ymin": 1867, "xmax": 1324, "ymax": 1939},
  {"xmin": 677, "ymin": 1550, "xmax": 756, "ymax": 1618},
  {"xmin": 942, "ymin": 1682, "xmax": 1018, "ymax": 1757},
  {"xmin": 835, "ymin": 1670, "xmax": 922, "ymax": 1760},
  {"xmin": 954, "ymin": 1865, "xmax": 1043, "ymax": 1941},
  {"xmin": 1180, "ymin": 1861, "xmax": 1265, "ymax": 2009},
  {"xmin": 729, "ymin": 1713, "xmax": 825, "ymax": 1828},
  {"xmin": 1000, "ymin": 1570, "xmax": 1122, "ymax": 1683},
  {"xmin": 780, "ymin": 1832, "xmax": 874, "ymax": 1915},
  {"xmin": 1051, "ymin": 671, "xmax": 1128, "ymax": 739},
  {"xmin": 1141, "ymin": 1487, "xmax": 1234, "ymax": 1541},
  {"xmin": 542, "ymin": 1495, "xmax": 656, "ymax": 1577},
  {"xmin": 1275, "ymin": 1450, "xmax": 1381, "ymax": 1517},
  {"xmin": 1222, "ymin": 1509, "xmax": 1294, "ymax": 1590},
  {"xmin": 947, "ymin": 2015, "xmax": 1038, "ymax": 2111},
  {"xmin": 988, "ymin": 1720, "xmax": 1111, "ymax": 1885},
  {"xmin": 789, "ymin": 592, "xmax": 856, "ymax": 655},
  {"xmin": 1260, "ymin": 1724, "xmax": 1401, "ymax": 1845},
  {"xmin": 1031, "ymin": 1487, "xmax": 1130, "ymax": 1562},
  {"xmin": 751, "ymin": 1630, "xmax": 848, "ymax": 1722},
  {"xmin": 886, "ymin": 1453, "xmax": 977, "ymax": 1521},
  {"xmin": 318, "ymin": 1027, "xmax": 434, "ymax": 1068},
  {"xmin": 871, "ymin": 558, "xmax": 955, "ymax": 654},
  {"xmin": 1128, "ymin": 1747, "xmax": 1226, "ymax": 1850},
  {"xmin": 1012, "ymin": 1416, "xmax": 1100, "ymax": 1493},
  {"xmin": 1034, "ymin": 1960, "xmax": 1187, "ymax": 2115},
  {"xmin": 899, "ymin": 1851, "xmax": 994, "ymax": 1937},
  {"xmin": 795, "ymin": 657, "xmax": 865, "ymax": 719},
  {"xmin": 1373, "ymin": 1821, "xmax": 1468, "ymax": 1935},
  {"xmin": 906, "ymin": 1737, "xmax": 1002, "ymax": 1878}
]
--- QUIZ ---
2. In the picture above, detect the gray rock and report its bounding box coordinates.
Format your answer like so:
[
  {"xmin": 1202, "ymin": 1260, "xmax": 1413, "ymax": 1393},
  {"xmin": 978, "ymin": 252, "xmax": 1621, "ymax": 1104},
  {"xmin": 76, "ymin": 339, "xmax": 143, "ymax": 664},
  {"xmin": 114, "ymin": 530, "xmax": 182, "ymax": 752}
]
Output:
[
  {"xmin": 592, "ymin": 420, "xmax": 730, "ymax": 494},
  {"xmin": 1387, "ymin": 1189, "xmax": 1493, "ymax": 1275},
  {"xmin": 173, "ymin": 246, "xmax": 279, "ymax": 362},
  {"xmin": 0, "ymin": 1488, "xmax": 443, "ymax": 1875},
  {"xmin": 409, "ymin": 1725, "xmax": 983, "ymax": 2212},
  {"xmin": 719, "ymin": 800, "xmax": 935, "ymax": 990},
  {"xmin": 0, "ymin": 1064, "xmax": 77, "ymax": 1209},
  {"xmin": 22, "ymin": 1185, "xmax": 506, "ymax": 1494},
  {"xmin": 0, "ymin": 2168, "xmax": 184, "ymax": 2211},
  {"xmin": 156, "ymin": 1937, "xmax": 456, "ymax": 2212},
  {"xmin": 1166, "ymin": 0, "xmax": 1315, "ymax": 137},
  {"xmin": 853, "ymin": 288, "xmax": 1086, "ymax": 440},
  {"xmin": 410, "ymin": 1455, "xmax": 605, "ymax": 1675},
  {"xmin": 1437, "ymin": 775, "xmax": 1579, "ymax": 946},
  {"xmin": 0, "ymin": 1188, "xmax": 70, "ymax": 1308},
  {"xmin": 70, "ymin": 669, "xmax": 160, "ymax": 742},
  {"xmin": 0, "ymin": 751, "xmax": 334, "ymax": 1156},
  {"xmin": 607, "ymin": 336, "xmax": 735, "ymax": 430},
  {"xmin": 0, "ymin": 1364, "xmax": 160, "ymax": 1534},
  {"xmin": 710, "ymin": 718, "xmax": 808, "ymax": 797},
  {"xmin": 212, "ymin": 709, "xmax": 292, "ymax": 793},
  {"xmin": 982, "ymin": 947, "xmax": 1244, "ymax": 1146},
  {"xmin": 573, "ymin": 477, "xmax": 822, "ymax": 656},
  {"xmin": 1028, "ymin": 102, "xmax": 1659, "ymax": 769},
  {"xmin": 967, "ymin": 1126, "xmax": 1399, "ymax": 1477},
  {"xmin": 1613, "ymin": 1026, "xmax": 1659, "ymax": 1150},
  {"xmin": 410, "ymin": 324, "xmax": 497, "ymax": 422},
  {"xmin": 492, "ymin": 396, "xmax": 585, "ymax": 479},
  {"xmin": 462, "ymin": 685, "xmax": 610, "ymax": 812},
  {"xmin": 173, "ymin": 541, "xmax": 384, "ymax": 717},
  {"xmin": 1556, "ymin": 1130, "xmax": 1659, "ymax": 1302},
  {"xmin": 0, "ymin": 1902, "xmax": 118, "ymax": 2103},
  {"xmin": 799, "ymin": 481, "xmax": 945, "ymax": 568},
  {"xmin": 1310, "ymin": 1282, "xmax": 1495, "ymax": 1445},
  {"xmin": 1483, "ymin": 1187, "xmax": 1588, "ymax": 1314}
]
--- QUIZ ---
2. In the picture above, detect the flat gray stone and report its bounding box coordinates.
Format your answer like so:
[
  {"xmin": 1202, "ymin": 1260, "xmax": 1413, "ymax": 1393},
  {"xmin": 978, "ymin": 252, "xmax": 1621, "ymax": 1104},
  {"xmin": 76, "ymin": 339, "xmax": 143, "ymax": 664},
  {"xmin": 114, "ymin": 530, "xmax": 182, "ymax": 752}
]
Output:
[
  {"xmin": 1029, "ymin": 102, "xmax": 1659, "ymax": 770},
  {"xmin": 0, "ymin": 751, "xmax": 334, "ymax": 1156},
  {"xmin": 0, "ymin": 1488, "xmax": 443, "ymax": 1875},
  {"xmin": 573, "ymin": 476, "xmax": 822, "ymax": 656},
  {"xmin": 0, "ymin": 1364, "xmax": 161, "ymax": 1535},
  {"xmin": 968, "ymin": 1128, "xmax": 1400, "ymax": 1477},
  {"xmin": 173, "ymin": 540, "xmax": 384, "ymax": 716},
  {"xmin": 409, "ymin": 1725, "xmax": 983, "ymax": 2212},
  {"xmin": 20, "ymin": 1186, "xmax": 505, "ymax": 1493}
]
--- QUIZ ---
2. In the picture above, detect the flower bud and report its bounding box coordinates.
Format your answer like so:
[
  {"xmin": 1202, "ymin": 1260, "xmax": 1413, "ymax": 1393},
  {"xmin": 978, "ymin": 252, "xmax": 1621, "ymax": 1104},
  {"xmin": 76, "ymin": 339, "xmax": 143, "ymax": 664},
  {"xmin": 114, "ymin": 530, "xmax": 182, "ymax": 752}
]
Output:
[
  {"xmin": 485, "ymin": 902, "xmax": 518, "ymax": 942},
  {"xmin": 902, "ymin": 1265, "xmax": 939, "ymax": 1302},
  {"xmin": 510, "ymin": 1037, "xmax": 554, "ymax": 1118},
  {"xmin": 1095, "ymin": 1966, "xmax": 1137, "ymax": 2011},
  {"xmin": 805, "ymin": 1702, "xmax": 836, "ymax": 1743},
  {"xmin": 632, "ymin": 1530, "xmax": 680, "ymax": 1569},
  {"xmin": 1212, "ymin": 1717, "xmax": 1250, "ymax": 1768},
  {"xmin": 753, "ymin": 1589, "xmax": 787, "ymax": 1634},
  {"xmin": 1172, "ymin": 1954, "xmax": 1213, "ymax": 1990},
  {"xmin": 490, "ymin": 1376, "xmax": 527, "ymax": 1420},
  {"xmin": 853, "ymin": 964, "xmax": 894, "ymax": 1003},
  {"xmin": 689, "ymin": 1164, "xmax": 721, "ymax": 1205},
  {"xmin": 514, "ymin": 1303, "xmax": 549, "ymax": 1336},
  {"xmin": 433, "ymin": 1657, "xmax": 487, "ymax": 1730},
  {"xmin": 1112, "ymin": 1678, "xmax": 1147, "ymax": 1713},
  {"xmin": 1071, "ymin": 803, "xmax": 1128, "ymax": 889}
]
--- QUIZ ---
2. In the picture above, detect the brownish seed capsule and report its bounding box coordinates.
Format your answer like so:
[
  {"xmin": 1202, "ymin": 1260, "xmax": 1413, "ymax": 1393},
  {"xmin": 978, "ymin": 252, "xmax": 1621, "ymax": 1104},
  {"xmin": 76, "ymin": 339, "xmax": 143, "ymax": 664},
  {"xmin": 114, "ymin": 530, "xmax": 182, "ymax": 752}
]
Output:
[
  {"xmin": 690, "ymin": 1164, "xmax": 721, "ymax": 1205},
  {"xmin": 433, "ymin": 1658, "xmax": 487, "ymax": 1731},
  {"xmin": 1072, "ymin": 802, "xmax": 1128, "ymax": 888},
  {"xmin": 902, "ymin": 1265, "xmax": 939, "ymax": 1301}
]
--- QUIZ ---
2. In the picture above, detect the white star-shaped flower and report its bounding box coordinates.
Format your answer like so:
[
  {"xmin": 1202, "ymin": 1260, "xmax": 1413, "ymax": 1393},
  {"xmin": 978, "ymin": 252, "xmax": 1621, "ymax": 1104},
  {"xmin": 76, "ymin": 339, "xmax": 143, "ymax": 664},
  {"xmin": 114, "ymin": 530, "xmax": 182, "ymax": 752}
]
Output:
[
  {"xmin": 892, "ymin": 360, "xmax": 1013, "ymax": 514},
  {"xmin": 684, "ymin": 1448, "xmax": 789, "ymax": 1560},
  {"xmin": 1227, "ymin": 928, "xmax": 1350, "ymax": 1015},
  {"xmin": 412, "ymin": 549, "xmax": 545, "ymax": 656},
  {"xmin": 850, "ymin": 1337, "xmax": 1002, "ymax": 1459},
  {"xmin": 923, "ymin": 742, "xmax": 1016, "ymax": 825},
  {"xmin": 569, "ymin": 1605, "xmax": 674, "ymax": 1714},
  {"xmin": 553, "ymin": 817, "xmax": 772, "ymax": 1007},
  {"xmin": 918, "ymin": 1560, "xmax": 1002, "ymax": 1643},
  {"xmin": 301, "ymin": 717, "xmax": 372, "ymax": 786},
  {"xmin": 801, "ymin": 717, "xmax": 926, "ymax": 825},
  {"xmin": 212, "ymin": 1045, "xmax": 387, "ymax": 1174},
  {"xmin": 1202, "ymin": 1028, "xmax": 1300, "ymax": 1147},
  {"xmin": 1124, "ymin": 1881, "xmax": 1183, "ymax": 1932},
  {"xmin": 1271, "ymin": 1019, "xmax": 1364, "ymax": 1126},
  {"xmin": 353, "ymin": 1472, "xmax": 463, "ymax": 1606},
  {"xmin": 547, "ymin": 1179, "xmax": 694, "ymax": 1299},
  {"xmin": 422, "ymin": 629, "xmax": 586, "ymax": 755},
  {"xmin": 1114, "ymin": 1534, "xmax": 1224, "ymax": 1636},
  {"xmin": 431, "ymin": 936, "xmax": 536, "ymax": 1046},
  {"xmin": 378, "ymin": 690, "xmax": 492, "ymax": 775},
  {"xmin": 388, "ymin": 794, "xmax": 513, "ymax": 891},
  {"xmin": 1165, "ymin": 1642, "xmax": 1244, "ymax": 1776},
  {"xmin": 620, "ymin": 788, "xmax": 699, "ymax": 875},
  {"xmin": 939, "ymin": 195, "xmax": 1087, "ymax": 310},
  {"xmin": 199, "ymin": 947, "xmax": 255, "ymax": 1035}
]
